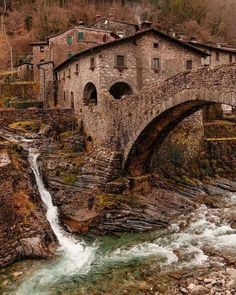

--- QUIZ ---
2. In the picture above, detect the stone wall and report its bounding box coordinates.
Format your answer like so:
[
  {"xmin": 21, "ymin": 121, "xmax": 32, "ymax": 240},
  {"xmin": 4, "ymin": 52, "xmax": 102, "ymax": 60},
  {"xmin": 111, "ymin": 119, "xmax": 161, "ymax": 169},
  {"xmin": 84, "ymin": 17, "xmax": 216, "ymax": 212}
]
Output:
[{"xmin": 0, "ymin": 109, "xmax": 76, "ymax": 130}]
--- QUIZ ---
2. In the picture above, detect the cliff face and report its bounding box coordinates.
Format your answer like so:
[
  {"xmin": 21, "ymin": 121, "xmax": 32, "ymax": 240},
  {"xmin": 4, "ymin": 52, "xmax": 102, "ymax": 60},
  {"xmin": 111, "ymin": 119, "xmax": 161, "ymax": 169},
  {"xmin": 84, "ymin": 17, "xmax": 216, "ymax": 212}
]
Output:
[{"xmin": 0, "ymin": 141, "xmax": 57, "ymax": 268}]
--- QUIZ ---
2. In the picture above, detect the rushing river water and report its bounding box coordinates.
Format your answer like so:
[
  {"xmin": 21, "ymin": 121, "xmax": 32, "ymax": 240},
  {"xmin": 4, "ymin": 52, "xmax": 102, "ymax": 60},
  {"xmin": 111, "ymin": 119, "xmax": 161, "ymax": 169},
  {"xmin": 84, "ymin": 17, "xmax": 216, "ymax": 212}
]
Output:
[{"xmin": 0, "ymin": 148, "xmax": 236, "ymax": 294}]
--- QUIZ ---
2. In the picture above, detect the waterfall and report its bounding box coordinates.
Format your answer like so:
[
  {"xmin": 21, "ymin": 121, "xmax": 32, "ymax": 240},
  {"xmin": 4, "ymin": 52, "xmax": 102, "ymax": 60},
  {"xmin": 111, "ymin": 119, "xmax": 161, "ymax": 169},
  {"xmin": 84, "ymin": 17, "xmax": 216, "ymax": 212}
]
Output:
[{"xmin": 28, "ymin": 151, "xmax": 96, "ymax": 276}]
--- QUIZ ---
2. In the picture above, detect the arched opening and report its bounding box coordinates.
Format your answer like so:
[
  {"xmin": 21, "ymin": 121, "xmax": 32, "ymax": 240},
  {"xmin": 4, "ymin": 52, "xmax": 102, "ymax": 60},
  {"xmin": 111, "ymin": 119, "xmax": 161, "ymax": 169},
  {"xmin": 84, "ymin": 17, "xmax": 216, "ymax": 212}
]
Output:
[
  {"xmin": 70, "ymin": 91, "xmax": 75, "ymax": 109},
  {"xmin": 125, "ymin": 100, "xmax": 215, "ymax": 176},
  {"xmin": 109, "ymin": 82, "xmax": 133, "ymax": 100},
  {"xmin": 83, "ymin": 82, "xmax": 97, "ymax": 106}
]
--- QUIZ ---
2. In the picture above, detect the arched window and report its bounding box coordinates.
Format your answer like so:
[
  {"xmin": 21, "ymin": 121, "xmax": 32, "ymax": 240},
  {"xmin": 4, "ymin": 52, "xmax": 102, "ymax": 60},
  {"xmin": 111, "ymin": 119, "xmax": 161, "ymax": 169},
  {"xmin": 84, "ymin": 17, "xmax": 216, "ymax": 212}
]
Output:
[
  {"xmin": 109, "ymin": 82, "xmax": 133, "ymax": 99},
  {"xmin": 83, "ymin": 82, "xmax": 97, "ymax": 105},
  {"xmin": 70, "ymin": 91, "xmax": 75, "ymax": 108}
]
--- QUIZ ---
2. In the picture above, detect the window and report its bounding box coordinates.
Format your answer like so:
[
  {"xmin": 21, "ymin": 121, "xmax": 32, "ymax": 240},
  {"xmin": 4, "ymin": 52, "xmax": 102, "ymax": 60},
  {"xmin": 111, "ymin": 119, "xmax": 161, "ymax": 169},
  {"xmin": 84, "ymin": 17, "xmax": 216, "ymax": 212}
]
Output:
[
  {"xmin": 116, "ymin": 55, "xmax": 125, "ymax": 67},
  {"xmin": 40, "ymin": 46, "xmax": 44, "ymax": 52},
  {"xmin": 152, "ymin": 58, "xmax": 160, "ymax": 70},
  {"xmin": 63, "ymin": 71, "xmax": 65, "ymax": 80},
  {"xmin": 67, "ymin": 36, "xmax": 72, "ymax": 45},
  {"xmin": 216, "ymin": 52, "xmax": 220, "ymax": 61},
  {"xmin": 40, "ymin": 59, "xmax": 44, "ymax": 64},
  {"xmin": 63, "ymin": 91, "xmax": 66, "ymax": 102},
  {"xmin": 58, "ymin": 73, "xmax": 60, "ymax": 82},
  {"xmin": 67, "ymin": 52, "xmax": 73, "ymax": 58},
  {"xmin": 75, "ymin": 63, "xmax": 79, "ymax": 74},
  {"xmin": 186, "ymin": 60, "xmax": 193, "ymax": 70},
  {"xmin": 154, "ymin": 42, "xmax": 159, "ymax": 48},
  {"xmin": 68, "ymin": 68, "xmax": 71, "ymax": 78},
  {"xmin": 90, "ymin": 57, "xmax": 95, "ymax": 69},
  {"xmin": 229, "ymin": 54, "xmax": 233, "ymax": 63},
  {"xmin": 77, "ymin": 32, "xmax": 84, "ymax": 41}
]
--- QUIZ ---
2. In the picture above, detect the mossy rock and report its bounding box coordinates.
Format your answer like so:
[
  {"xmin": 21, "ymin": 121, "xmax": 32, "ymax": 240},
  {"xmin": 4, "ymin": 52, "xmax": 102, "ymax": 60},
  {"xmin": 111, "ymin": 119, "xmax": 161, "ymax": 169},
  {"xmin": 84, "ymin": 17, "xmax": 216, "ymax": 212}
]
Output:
[
  {"xmin": 63, "ymin": 173, "xmax": 77, "ymax": 185},
  {"xmin": 9, "ymin": 121, "xmax": 46, "ymax": 133}
]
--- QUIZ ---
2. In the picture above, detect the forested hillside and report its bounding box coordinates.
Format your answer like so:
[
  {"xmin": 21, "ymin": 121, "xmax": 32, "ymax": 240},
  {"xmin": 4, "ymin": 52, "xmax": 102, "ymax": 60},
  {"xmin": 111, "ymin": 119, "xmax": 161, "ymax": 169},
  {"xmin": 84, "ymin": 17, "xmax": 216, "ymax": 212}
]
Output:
[{"xmin": 1, "ymin": 0, "xmax": 236, "ymax": 65}]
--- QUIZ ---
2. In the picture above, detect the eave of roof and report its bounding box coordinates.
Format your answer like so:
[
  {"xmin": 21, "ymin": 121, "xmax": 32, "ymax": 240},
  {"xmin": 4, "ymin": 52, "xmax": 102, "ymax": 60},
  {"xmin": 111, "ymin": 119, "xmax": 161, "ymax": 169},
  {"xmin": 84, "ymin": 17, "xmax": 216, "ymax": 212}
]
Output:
[
  {"xmin": 187, "ymin": 41, "xmax": 236, "ymax": 54},
  {"xmin": 47, "ymin": 25, "xmax": 117, "ymax": 40},
  {"xmin": 30, "ymin": 41, "xmax": 48, "ymax": 46},
  {"xmin": 88, "ymin": 17, "xmax": 138, "ymax": 28},
  {"xmin": 54, "ymin": 28, "xmax": 209, "ymax": 72}
]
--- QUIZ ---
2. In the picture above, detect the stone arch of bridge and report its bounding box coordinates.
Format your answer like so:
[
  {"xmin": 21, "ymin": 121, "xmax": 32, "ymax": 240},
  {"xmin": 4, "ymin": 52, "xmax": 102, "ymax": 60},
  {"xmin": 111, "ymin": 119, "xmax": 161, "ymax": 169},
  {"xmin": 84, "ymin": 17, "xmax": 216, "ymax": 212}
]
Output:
[
  {"xmin": 124, "ymin": 100, "xmax": 213, "ymax": 176},
  {"xmin": 121, "ymin": 65, "xmax": 236, "ymax": 176}
]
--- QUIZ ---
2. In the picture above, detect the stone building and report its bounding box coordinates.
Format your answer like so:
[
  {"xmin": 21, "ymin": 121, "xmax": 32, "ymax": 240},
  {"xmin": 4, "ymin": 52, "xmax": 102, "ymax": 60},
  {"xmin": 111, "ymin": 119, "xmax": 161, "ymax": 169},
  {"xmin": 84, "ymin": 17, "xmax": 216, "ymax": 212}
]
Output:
[
  {"xmin": 31, "ymin": 26, "xmax": 118, "ymax": 82},
  {"xmin": 88, "ymin": 16, "xmax": 140, "ymax": 38},
  {"xmin": 187, "ymin": 40, "xmax": 236, "ymax": 67},
  {"xmin": 16, "ymin": 62, "xmax": 34, "ymax": 81},
  {"xmin": 187, "ymin": 40, "xmax": 236, "ymax": 116},
  {"xmin": 54, "ymin": 27, "xmax": 208, "ymax": 113}
]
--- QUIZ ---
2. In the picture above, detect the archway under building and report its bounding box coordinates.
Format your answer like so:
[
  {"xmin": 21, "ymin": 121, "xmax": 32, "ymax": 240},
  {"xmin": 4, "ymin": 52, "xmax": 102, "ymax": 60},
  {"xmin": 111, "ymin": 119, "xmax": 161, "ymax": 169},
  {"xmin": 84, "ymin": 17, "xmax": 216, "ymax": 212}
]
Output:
[
  {"xmin": 83, "ymin": 82, "xmax": 98, "ymax": 105},
  {"xmin": 109, "ymin": 82, "xmax": 133, "ymax": 99}
]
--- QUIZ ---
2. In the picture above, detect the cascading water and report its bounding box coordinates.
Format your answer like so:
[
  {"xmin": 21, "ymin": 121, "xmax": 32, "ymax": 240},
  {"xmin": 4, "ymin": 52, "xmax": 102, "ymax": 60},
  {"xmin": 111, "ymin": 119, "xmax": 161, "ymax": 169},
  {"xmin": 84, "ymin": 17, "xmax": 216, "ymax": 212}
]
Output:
[
  {"xmin": 28, "ymin": 151, "xmax": 96, "ymax": 273},
  {"xmin": 14, "ymin": 151, "xmax": 97, "ymax": 295}
]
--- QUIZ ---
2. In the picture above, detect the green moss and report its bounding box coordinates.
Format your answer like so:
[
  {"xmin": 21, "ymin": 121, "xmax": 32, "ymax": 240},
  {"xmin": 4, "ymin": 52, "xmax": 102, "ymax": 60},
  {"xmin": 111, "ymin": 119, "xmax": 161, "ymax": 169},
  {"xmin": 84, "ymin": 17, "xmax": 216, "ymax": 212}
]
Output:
[
  {"xmin": 63, "ymin": 173, "xmax": 77, "ymax": 185},
  {"xmin": 9, "ymin": 121, "xmax": 41, "ymax": 132},
  {"xmin": 96, "ymin": 194, "xmax": 124, "ymax": 207}
]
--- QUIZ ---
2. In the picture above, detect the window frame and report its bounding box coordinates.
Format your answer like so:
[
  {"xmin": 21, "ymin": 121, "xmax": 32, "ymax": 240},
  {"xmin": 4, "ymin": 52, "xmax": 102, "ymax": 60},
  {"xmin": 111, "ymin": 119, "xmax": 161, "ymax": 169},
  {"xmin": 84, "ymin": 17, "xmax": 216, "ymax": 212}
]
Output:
[
  {"xmin": 67, "ymin": 35, "xmax": 73, "ymax": 45},
  {"xmin": 90, "ymin": 57, "xmax": 95, "ymax": 70},
  {"xmin": 186, "ymin": 59, "xmax": 193, "ymax": 70},
  {"xmin": 75, "ymin": 63, "xmax": 79, "ymax": 75},
  {"xmin": 115, "ymin": 54, "xmax": 127, "ymax": 69},
  {"xmin": 153, "ymin": 42, "xmax": 159, "ymax": 49},
  {"xmin": 152, "ymin": 57, "xmax": 161, "ymax": 71},
  {"xmin": 77, "ymin": 32, "xmax": 84, "ymax": 41}
]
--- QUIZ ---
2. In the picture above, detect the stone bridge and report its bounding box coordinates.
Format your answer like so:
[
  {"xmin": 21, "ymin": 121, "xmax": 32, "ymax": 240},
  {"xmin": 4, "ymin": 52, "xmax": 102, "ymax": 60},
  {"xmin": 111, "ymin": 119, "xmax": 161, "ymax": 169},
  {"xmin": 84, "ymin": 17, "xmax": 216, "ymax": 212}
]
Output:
[{"xmin": 81, "ymin": 64, "xmax": 236, "ymax": 184}]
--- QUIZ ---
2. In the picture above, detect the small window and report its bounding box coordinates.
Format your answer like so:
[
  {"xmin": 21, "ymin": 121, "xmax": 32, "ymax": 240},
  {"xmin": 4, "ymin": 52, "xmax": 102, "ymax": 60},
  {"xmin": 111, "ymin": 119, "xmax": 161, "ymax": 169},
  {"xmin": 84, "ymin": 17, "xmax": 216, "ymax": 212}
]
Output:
[
  {"xmin": 216, "ymin": 52, "xmax": 220, "ymax": 61},
  {"xmin": 154, "ymin": 42, "xmax": 159, "ymax": 48},
  {"xmin": 75, "ymin": 63, "xmax": 79, "ymax": 74},
  {"xmin": 152, "ymin": 58, "xmax": 160, "ymax": 70},
  {"xmin": 229, "ymin": 54, "xmax": 233, "ymax": 63},
  {"xmin": 58, "ymin": 73, "xmax": 60, "ymax": 82},
  {"xmin": 63, "ymin": 71, "xmax": 66, "ymax": 80},
  {"xmin": 186, "ymin": 60, "xmax": 193, "ymax": 70},
  {"xmin": 68, "ymin": 68, "xmax": 71, "ymax": 78},
  {"xmin": 40, "ymin": 59, "xmax": 44, "ymax": 63},
  {"xmin": 67, "ymin": 52, "xmax": 73, "ymax": 58},
  {"xmin": 67, "ymin": 36, "xmax": 72, "ymax": 45},
  {"xmin": 90, "ymin": 57, "xmax": 95, "ymax": 69},
  {"xmin": 40, "ymin": 46, "xmax": 44, "ymax": 52},
  {"xmin": 77, "ymin": 32, "xmax": 84, "ymax": 41},
  {"xmin": 116, "ymin": 55, "xmax": 125, "ymax": 67},
  {"xmin": 63, "ymin": 91, "xmax": 66, "ymax": 102}
]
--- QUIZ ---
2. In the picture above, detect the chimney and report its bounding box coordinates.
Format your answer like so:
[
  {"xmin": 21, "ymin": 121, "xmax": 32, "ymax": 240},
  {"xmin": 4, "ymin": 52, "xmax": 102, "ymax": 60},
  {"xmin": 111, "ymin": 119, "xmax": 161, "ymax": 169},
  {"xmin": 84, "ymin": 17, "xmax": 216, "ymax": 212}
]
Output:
[
  {"xmin": 140, "ymin": 21, "xmax": 152, "ymax": 31},
  {"xmin": 96, "ymin": 15, "xmax": 102, "ymax": 22},
  {"xmin": 190, "ymin": 37, "xmax": 197, "ymax": 43},
  {"xmin": 109, "ymin": 8, "xmax": 115, "ymax": 20},
  {"xmin": 78, "ymin": 21, "xmax": 84, "ymax": 27}
]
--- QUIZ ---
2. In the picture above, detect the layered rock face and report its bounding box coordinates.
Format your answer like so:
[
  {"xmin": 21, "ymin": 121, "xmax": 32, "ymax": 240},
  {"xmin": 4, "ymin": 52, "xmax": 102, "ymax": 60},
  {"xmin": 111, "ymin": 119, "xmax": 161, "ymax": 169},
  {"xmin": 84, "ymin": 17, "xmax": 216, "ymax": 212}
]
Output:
[{"xmin": 0, "ymin": 142, "xmax": 57, "ymax": 268}]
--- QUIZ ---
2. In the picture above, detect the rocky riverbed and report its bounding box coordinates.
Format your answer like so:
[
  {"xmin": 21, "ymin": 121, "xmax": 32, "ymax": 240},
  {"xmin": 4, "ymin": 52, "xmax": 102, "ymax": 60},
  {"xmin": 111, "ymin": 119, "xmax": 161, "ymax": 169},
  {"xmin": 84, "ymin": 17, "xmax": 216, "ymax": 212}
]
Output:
[{"xmin": 0, "ymin": 124, "xmax": 235, "ymax": 295}]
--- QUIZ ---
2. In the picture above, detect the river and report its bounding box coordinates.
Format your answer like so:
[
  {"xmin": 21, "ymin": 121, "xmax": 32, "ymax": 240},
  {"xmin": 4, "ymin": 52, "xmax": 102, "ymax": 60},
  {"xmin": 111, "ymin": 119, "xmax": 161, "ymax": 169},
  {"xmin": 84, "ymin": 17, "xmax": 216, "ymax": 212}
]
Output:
[{"xmin": 0, "ymin": 150, "xmax": 236, "ymax": 294}]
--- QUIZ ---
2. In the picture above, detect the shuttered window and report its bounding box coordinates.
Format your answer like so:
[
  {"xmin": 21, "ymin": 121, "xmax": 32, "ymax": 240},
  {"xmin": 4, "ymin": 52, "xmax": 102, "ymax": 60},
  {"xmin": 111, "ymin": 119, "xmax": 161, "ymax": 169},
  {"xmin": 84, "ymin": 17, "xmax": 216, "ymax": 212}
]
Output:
[
  {"xmin": 152, "ymin": 58, "xmax": 160, "ymax": 69},
  {"xmin": 67, "ymin": 36, "xmax": 72, "ymax": 45},
  {"xmin": 77, "ymin": 32, "xmax": 84, "ymax": 41}
]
